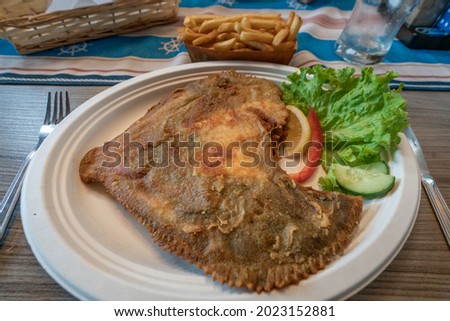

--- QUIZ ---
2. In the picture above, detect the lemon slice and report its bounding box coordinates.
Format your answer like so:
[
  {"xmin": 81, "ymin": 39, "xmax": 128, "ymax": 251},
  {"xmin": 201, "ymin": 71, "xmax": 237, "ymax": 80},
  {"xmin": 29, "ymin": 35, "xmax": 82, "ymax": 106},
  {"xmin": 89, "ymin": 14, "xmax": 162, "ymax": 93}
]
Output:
[{"xmin": 281, "ymin": 105, "xmax": 311, "ymax": 158}]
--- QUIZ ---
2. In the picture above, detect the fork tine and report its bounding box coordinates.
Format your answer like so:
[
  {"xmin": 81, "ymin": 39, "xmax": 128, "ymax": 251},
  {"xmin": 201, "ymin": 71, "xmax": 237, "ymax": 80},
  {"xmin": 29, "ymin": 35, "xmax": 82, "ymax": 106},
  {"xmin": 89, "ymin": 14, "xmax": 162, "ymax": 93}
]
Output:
[
  {"xmin": 44, "ymin": 92, "xmax": 51, "ymax": 125},
  {"xmin": 52, "ymin": 92, "xmax": 58, "ymax": 125},
  {"xmin": 57, "ymin": 91, "xmax": 64, "ymax": 124},
  {"xmin": 65, "ymin": 91, "xmax": 71, "ymax": 117}
]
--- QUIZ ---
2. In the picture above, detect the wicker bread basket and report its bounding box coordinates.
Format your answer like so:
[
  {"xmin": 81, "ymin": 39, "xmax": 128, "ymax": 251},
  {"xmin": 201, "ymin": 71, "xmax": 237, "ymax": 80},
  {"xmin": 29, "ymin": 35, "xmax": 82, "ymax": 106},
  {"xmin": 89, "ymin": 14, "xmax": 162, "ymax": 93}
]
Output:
[{"xmin": 0, "ymin": 0, "xmax": 179, "ymax": 54}]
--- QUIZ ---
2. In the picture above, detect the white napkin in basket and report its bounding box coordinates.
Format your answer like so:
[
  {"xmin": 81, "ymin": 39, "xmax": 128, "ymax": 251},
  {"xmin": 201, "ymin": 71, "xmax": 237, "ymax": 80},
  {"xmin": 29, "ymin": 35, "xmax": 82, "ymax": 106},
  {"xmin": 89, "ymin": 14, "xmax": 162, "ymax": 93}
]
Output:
[{"xmin": 46, "ymin": 0, "xmax": 113, "ymax": 13}]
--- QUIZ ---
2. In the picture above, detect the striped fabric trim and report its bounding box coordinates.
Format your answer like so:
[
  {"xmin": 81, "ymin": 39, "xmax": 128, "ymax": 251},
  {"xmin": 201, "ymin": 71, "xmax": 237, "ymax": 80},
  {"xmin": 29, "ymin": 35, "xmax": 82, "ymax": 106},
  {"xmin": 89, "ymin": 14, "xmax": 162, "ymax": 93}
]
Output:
[{"xmin": 0, "ymin": 0, "xmax": 448, "ymax": 90}]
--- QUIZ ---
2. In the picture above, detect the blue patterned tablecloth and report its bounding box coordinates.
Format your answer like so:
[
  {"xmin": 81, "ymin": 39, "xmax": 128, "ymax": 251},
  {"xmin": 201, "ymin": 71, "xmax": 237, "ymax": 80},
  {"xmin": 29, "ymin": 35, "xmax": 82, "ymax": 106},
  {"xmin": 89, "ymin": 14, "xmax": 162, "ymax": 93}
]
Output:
[{"xmin": 0, "ymin": 0, "xmax": 449, "ymax": 89}]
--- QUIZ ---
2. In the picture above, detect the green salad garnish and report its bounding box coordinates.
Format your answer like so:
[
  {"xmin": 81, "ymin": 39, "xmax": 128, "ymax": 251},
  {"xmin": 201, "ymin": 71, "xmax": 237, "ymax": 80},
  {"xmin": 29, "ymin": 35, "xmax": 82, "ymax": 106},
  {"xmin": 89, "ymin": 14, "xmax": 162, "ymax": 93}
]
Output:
[{"xmin": 282, "ymin": 66, "xmax": 408, "ymax": 193}]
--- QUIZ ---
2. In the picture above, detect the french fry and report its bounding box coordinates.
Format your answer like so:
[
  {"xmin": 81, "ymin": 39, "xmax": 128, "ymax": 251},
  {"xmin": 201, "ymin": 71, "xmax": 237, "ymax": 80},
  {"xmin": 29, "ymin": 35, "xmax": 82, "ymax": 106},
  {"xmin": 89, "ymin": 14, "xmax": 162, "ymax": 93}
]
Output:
[
  {"xmin": 248, "ymin": 18, "xmax": 278, "ymax": 30},
  {"xmin": 183, "ymin": 16, "xmax": 197, "ymax": 29},
  {"xmin": 188, "ymin": 14, "xmax": 222, "ymax": 22},
  {"xmin": 272, "ymin": 28, "xmax": 289, "ymax": 46},
  {"xmin": 217, "ymin": 22, "xmax": 235, "ymax": 33},
  {"xmin": 242, "ymin": 13, "xmax": 282, "ymax": 20},
  {"xmin": 192, "ymin": 30, "xmax": 219, "ymax": 46},
  {"xmin": 242, "ymin": 26, "xmax": 264, "ymax": 34},
  {"xmin": 177, "ymin": 28, "xmax": 204, "ymax": 42},
  {"xmin": 241, "ymin": 17, "xmax": 252, "ymax": 29},
  {"xmin": 221, "ymin": 13, "xmax": 282, "ymax": 21},
  {"xmin": 288, "ymin": 15, "xmax": 302, "ymax": 41},
  {"xmin": 234, "ymin": 21, "xmax": 243, "ymax": 33},
  {"xmin": 286, "ymin": 11, "xmax": 295, "ymax": 28},
  {"xmin": 216, "ymin": 32, "xmax": 240, "ymax": 42},
  {"xmin": 274, "ymin": 21, "xmax": 284, "ymax": 33},
  {"xmin": 212, "ymin": 38, "xmax": 237, "ymax": 50},
  {"xmin": 240, "ymin": 30, "xmax": 274, "ymax": 44}
]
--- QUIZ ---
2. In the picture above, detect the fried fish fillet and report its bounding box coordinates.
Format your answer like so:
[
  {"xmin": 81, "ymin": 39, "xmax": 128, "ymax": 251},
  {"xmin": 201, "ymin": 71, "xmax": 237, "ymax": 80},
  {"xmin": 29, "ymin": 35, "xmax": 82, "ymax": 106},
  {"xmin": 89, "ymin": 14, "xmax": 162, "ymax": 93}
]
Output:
[{"xmin": 79, "ymin": 70, "xmax": 363, "ymax": 293}]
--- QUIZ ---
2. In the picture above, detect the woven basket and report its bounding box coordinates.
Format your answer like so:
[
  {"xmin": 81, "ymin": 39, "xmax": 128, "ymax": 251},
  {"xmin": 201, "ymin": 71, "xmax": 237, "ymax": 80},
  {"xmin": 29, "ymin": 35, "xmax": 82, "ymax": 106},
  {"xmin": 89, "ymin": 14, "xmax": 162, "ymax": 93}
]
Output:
[{"xmin": 0, "ymin": 0, "xmax": 179, "ymax": 54}]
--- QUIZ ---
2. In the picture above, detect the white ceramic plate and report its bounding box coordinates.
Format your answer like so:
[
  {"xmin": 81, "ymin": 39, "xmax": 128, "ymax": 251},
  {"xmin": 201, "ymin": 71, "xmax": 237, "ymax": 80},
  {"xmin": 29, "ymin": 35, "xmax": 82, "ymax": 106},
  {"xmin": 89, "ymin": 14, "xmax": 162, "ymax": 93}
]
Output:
[{"xmin": 21, "ymin": 61, "xmax": 420, "ymax": 300}]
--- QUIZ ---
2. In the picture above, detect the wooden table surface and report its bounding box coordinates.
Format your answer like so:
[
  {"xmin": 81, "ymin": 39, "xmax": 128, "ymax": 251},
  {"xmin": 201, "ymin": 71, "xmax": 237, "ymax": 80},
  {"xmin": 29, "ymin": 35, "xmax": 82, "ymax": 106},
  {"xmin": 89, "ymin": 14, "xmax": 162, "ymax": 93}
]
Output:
[{"xmin": 0, "ymin": 85, "xmax": 449, "ymax": 300}]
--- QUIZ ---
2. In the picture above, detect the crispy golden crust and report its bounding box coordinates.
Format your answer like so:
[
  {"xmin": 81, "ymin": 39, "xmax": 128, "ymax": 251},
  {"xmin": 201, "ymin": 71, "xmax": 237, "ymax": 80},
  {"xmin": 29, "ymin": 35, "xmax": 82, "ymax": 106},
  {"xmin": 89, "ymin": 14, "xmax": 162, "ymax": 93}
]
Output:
[{"xmin": 79, "ymin": 71, "xmax": 362, "ymax": 293}]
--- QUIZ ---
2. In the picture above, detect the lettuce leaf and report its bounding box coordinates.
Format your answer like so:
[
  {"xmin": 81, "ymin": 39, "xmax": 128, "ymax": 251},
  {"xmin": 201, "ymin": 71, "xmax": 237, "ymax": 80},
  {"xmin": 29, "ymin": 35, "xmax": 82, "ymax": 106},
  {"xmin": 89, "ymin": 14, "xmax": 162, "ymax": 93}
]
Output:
[{"xmin": 282, "ymin": 66, "xmax": 408, "ymax": 191}]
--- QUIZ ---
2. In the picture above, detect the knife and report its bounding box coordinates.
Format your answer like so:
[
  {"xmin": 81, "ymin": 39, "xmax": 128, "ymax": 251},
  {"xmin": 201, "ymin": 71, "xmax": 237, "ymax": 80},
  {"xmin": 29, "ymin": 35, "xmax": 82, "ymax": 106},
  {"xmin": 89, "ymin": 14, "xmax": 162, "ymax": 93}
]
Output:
[{"xmin": 404, "ymin": 126, "xmax": 450, "ymax": 249}]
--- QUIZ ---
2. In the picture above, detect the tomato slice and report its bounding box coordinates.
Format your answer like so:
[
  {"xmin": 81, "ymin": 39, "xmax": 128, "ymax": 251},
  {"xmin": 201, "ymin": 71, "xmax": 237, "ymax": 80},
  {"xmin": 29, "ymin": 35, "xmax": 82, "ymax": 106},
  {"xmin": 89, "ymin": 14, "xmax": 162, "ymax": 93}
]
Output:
[{"xmin": 290, "ymin": 107, "xmax": 323, "ymax": 183}]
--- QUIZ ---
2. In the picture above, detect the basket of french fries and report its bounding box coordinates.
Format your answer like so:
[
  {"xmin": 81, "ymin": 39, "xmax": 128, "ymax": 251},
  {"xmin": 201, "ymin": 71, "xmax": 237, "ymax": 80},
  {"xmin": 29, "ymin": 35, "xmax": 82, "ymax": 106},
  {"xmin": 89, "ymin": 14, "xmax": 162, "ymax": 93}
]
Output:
[{"xmin": 178, "ymin": 12, "xmax": 302, "ymax": 65}]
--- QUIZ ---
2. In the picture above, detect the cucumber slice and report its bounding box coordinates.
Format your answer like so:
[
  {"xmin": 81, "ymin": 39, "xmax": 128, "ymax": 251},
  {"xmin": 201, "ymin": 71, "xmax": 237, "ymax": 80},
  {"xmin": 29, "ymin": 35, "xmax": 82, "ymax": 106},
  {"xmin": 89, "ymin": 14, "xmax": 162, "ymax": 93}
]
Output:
[
  {"xmin": 335, "ymin": 164, "xmax": 395, "ymax": 199},
  {"xmin": 356, "ymin": 161, "xmax": 389, "ymax": 174}
]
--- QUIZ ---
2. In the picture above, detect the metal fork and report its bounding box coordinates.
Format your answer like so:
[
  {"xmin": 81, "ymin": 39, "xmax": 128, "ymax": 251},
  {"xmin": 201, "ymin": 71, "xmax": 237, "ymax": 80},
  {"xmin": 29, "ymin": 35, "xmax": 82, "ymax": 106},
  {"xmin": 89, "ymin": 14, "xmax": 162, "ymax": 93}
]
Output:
[{"xmin": 0, "ymin": 92, "xmax": 71, "ymax": 242}]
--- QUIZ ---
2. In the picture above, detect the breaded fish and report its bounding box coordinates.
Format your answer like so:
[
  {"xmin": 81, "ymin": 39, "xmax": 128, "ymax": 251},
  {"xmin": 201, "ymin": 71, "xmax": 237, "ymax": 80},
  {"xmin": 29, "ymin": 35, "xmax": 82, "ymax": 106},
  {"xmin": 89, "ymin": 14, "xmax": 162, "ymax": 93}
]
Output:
[{"xmin": 79, "ymin": 71, "xmax": 362, "ymax": 292}]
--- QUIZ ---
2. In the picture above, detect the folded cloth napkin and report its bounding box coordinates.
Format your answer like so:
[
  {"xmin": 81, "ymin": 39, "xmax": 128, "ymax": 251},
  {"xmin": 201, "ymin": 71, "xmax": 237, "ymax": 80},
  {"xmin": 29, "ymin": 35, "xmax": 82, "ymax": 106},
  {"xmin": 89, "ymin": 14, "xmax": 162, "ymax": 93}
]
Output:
[{"xmin": 0, "ymin": 0, "xmax": 449, "ymax": 90}]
